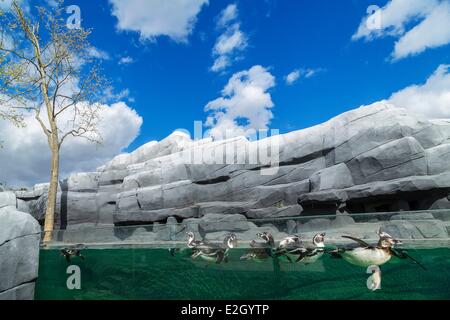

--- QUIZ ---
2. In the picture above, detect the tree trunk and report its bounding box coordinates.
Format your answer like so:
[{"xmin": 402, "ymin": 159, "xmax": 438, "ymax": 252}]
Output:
[{"xmin": 43, "ymin": 136, "xmax": 60, "ymax": 243}]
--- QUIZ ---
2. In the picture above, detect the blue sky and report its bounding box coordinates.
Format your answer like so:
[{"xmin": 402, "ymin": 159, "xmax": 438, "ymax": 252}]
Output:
[
  {"xmin": 75, "ymin": 0, "xmax": 450, "ymax": 150},
  {"xmin": 2, "ymin": 0, "xmax": 450, "ymax": 186}
]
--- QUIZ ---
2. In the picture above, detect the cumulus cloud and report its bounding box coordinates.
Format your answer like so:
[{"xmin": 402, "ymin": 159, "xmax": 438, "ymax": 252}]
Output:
[
  {"xmin": 205, "ymin": 65, "xmax": 276, "ymax": 139},
  {"xmin": 353, "ymin": 0, "xmax": 450, "ymax": 60},
  {"xmin": 109, "ymin": 0, "xmax": 209, "ymax": 43},
  {"xmin": 389, "ymin": 64, "xmax": 450, "ymax": 119},
  {"xmin": 211, "ymin": 4, "xmax": 248, "ymax": 73},
  {"xmin": 0, "ymin": 102, "xmax": 143, "ymax": 187}
]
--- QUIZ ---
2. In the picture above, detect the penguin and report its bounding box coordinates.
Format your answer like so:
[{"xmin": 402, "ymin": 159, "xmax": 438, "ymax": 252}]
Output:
[
  {"xmin": 191, "ymin": 233, "xmax": 238, "ymax": 264},
  {"xmin": 186, "ymin": 231, "xmax": 209, "ymax": 248},
  {"xmin": 278, "ymin": 234, "xmax": 302, "ymax": 248},
  {"xmin": 60, "ymin": 246, "xmax": 85, "ymax": 263},
  {"xmin": 276, "ymin": 233, "xmax": 326, "ymax": 264},
  {"xmin": 333, "ymin": 231, "xmax": 402, "ymax": 267},
  {"xmin": 240, "ymin": 232, "xmax": 275, "ymax": 262}
]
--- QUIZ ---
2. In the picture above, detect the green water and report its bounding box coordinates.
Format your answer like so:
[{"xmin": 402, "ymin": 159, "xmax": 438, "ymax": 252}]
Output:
[{"xmin": 35, "ymin": 247, "xmax": 450, "ymax": 300}]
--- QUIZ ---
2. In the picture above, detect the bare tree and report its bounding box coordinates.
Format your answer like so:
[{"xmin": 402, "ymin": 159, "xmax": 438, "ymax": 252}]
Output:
[{"xmin": 0, "ymin": 0, "xmax": 106, "ymax": 242}]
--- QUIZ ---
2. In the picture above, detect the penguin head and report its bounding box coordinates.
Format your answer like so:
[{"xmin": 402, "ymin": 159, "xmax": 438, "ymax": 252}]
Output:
[
  {"xmin": 313, "ymin": 233, "xmax": 326, "ymax": 246},
  {"xmin": 224, "ymin": 233, "xmax": 238, "ymax": 248},
  {"xmin": 377, "ymin": 230, "xmax": 402, "ymax": 248},
  {"xmin": 186, "ymin": 232, "xmax": 195, "ymax": 242},
  {"xmin": 257, "ymin": 232, "xmax": 274, "ymax": 244}
]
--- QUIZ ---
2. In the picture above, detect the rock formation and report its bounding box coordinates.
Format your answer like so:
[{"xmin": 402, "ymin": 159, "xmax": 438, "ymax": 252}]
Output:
[
  {"xmin": 11, "ymin": 102, "xmax": 450, "ymax": 239},
  {"xmin": 0, "ymin": 192, "xmax": 40, "ymax": 300}
]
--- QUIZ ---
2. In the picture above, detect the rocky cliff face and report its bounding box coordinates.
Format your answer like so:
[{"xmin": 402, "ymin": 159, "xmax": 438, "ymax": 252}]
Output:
[
  {"xmin": 0, "ymin": 192, "xmax": 40, "ymax": 300},
  {"xmin": 14, "ymin": 102, "xmax": 450, "ymax": 232}
]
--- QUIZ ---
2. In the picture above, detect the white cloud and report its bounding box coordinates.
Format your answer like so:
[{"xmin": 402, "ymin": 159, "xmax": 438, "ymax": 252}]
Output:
[
  {"xmin": 0, "ymin": 102, "xmax": 143, "ymax": 187},
  {"xmin": 305, "ymin": 69, "xmax": 319, "ymax": 78},
  {"xmin": 109, "ymin": 0, "xmax": 209, "ymax": 43},
  {"xmin": 87, "ymin": 47, "xmax": 111, "ymax": 60},
  {"xmin": 284, "ymin": 68, "xmax": 322, "ymax": 85},
  {"xmin": 353, "ymin": 0, "xmax": 450, "ymax": 60},
  {"xmin": 213, "ymin": 24, "xmax": 247, "ymax": 56},
  {"xmin": 205, "ymin": 65, "xmax": 276, "ymax": 139},
  {"xmin": 216, "ymin": 3, "xmax": 238, "ymax": 29},
  {"xmin": 285, "ymin": 70, "xmax": 300, "ymax": 85},
  {"xmin": 211, "ymin": 4, "xmax": 247, "ymax": 73},
  {"xmin": 0, "ymin": 0, "xmax": 29, "ymax": 13},
  {"xmin": 44, "ymin": 0, "xmax": 59, "ymax": 8},
  {"xmin": 389, "ymin": 64, "xmax": 450, "ymax": 119},
  {"xmin": 211, "ymin": 56, "xmax": 230, "ymax": 73},
  {"xmin": 118, "ymin": 56, "xmax": 135, "ymax": 65},
  {"xmin": 103, "ymin": 86, "xmax": 135, "ymax": 104}
]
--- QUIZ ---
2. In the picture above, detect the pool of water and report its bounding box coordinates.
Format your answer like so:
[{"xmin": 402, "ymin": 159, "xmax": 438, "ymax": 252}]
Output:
[{"xmin": 35, "ymin": 246, "xmax": 450, "ymax": 300}]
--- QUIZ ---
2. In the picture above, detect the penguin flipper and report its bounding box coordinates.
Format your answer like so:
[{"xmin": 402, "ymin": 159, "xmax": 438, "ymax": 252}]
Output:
[
  {"xmin": 342, "ymin": 236, "xmax": 373, "ymax": 248},
  {"xmin": 65, "ymin": 255, "xmax": 71, "ymax": 263},
  {"xmin": 216, "ymin": 251, "xmax": 225, "ymax": 264},
  {"xmin": 392, "ymin": 248, "xmax": 427, "ymax": 271}
]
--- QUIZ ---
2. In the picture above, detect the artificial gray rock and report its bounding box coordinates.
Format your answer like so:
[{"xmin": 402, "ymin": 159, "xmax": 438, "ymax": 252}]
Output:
[
  {"xmin": 381, "ymin": 221, "xmax": 424, "ymax": 239},
  {"xmin": 286, "ymin": 220, "xmax": 297, "ymax": 234},
  {"xmin": 198, "ymin": 214, "xmax": 250, "ymax": 233},
  {"xmin": 298, "ymin": 218, "xmax": 331, "ymax": 232},
  {"xmin": 412, "ymin": 220, "xmax": 448, "ymax": 238},
  {"xmin": 0, "ymin": 283, "xmax": 36, "ymax": 300},
  {"xmin": 0, "ymin": 191, "xmax": 16, "ymax": 209},
  {"xmin": 0, "ymin": 207, "xmax": 40, "ymax": 300},
  {"xmin": 390, "ymin": 212, "xmax": 435, "ymax": 220},
  {"xmin": 15, "ymin": 102, "xmax": 450, "ymax": 230}
]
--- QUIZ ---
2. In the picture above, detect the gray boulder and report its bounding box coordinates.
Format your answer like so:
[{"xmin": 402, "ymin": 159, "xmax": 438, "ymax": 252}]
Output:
[
  {"xmin": 0, "ymin": 191, "xmax": 16, "ymax": 209},
  {"xmin": 0, "ymin": 207, "xmax": 40, "ymax": 300}
]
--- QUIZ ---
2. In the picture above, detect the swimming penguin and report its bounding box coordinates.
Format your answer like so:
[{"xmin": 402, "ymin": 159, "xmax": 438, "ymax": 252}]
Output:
[
  {"xmin": 278, "ymin": 234, "xmax": 302, "ymax": 248},
  {"xmin": 276, "ymin": 232, "xmax": 326, "ymax": 264},
  {"xmin": 186, "ymin": 231, "xmax": 209, "ymax": 248},
  {"xmin": 191, "ymin": 233, "xmax": 238, "ymax": 264},
  {"xmin": 333, "ymin": 231, "xmax": 401, "ymax": 268},
  {"xmin": 60, "ymin": 247, "xmax": 85, "ymax": 263},
  {"xmin": 240, "ymin": 232, "xmax": 275, "ymax": 262}
]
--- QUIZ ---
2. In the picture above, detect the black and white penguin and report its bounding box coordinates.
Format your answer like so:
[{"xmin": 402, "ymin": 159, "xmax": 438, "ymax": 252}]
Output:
[
  {"xmin": 276, "ymin": 232, "xmax": 326, "ymax": 264},
  {"xmin": 278, "ymin": 234, "xmax": 302, "ymax": 248},
  {"xmin": 186, "ymin": 231, "xmax": 209, "ymax": 248},
  {"xmin": 60, "ymin": 247, "xmax": 85, "ymax": 263},
  {"xmin": 240, "ymin": 232, "xmax": 276, "ymax": 262},
  {"xmin": 191, "ymin": 233, "xmax": 238, "ymax": 264},
  {"xmin": 333, "ymin": 231, "xmax": 402, "ymax": 267}
]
